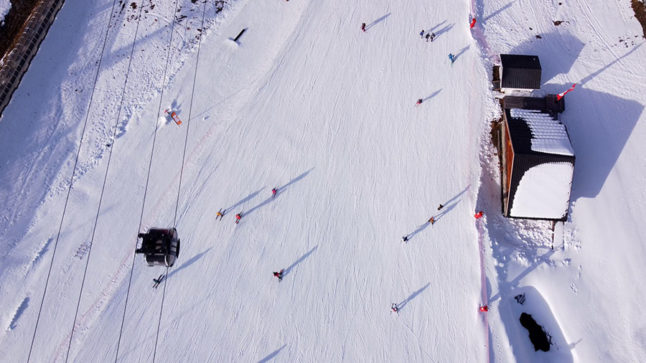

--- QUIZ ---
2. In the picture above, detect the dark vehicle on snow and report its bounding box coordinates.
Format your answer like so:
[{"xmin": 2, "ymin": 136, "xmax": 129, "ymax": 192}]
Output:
[{"xmin": 135, "ymin": 228, "xmax": 180, "ymax": 267}]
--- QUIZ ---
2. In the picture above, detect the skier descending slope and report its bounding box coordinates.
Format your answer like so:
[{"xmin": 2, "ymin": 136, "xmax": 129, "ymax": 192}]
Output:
[
  {"xmin": 235, "ymin": 213, "xmax": 242, "ymax": 224},
  {"xmin": 272, "ymin": 188, "xmax": 278, "ymax": 198},
  {"xmin": 273, "ymin": 269, "xmax": 284, "ymax": 281},
  {"xmin": 216, "ymin": 209, "xmax": 225, "ymax": 221},
  {"xmin": 448, "ymin": 53, "xmax": 455, "ymax": 64},
  {"xmin": 153, "ymin": 274, "xmax": 166, "ymax": 289}
]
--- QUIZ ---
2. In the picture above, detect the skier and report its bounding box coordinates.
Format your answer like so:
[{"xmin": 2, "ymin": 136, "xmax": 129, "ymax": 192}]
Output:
[
  {"xmin": 479, "ymin": 304, "xmax": 488, "ymax": 312},
  {"xmin": 235, "ymin": 213, "xmax": 242, "ymax": 224},
  {"xmin": 425, "ymin": 33, "xmax": 430, "ymax": 42},
  {"xmin": 402, "ymin": 235, "xmax": 409, "ymax": 242},
  {"xmin": 216, "ymin": 208, "xmax": 225, "ymax": 220},
  {"xmin": 419, "ymin": 29, "xmax": 425, "ymax": 38},
  {"xmin": 416, "ymin": 98, "xmax": 423, "ymax": 105},
  {"xmin": 470, "ymin": 17, "xmax": 477, "ymax": 29},
  {"xmin": 430, "ymin": 32, "xmax": 436, "ymax": 42},
  {"xmin": 474, "ymin": 211, "xmax": 484, "ymax": 219},
  {"xmin": 153, "ymin": 274, "xmax": 166, "ymax": 288},
  {"xmin": 437, "ymin": 204, "xmax": 444, "ymax": 211},
  {"xmin": 272, "ymin": 188, "xmax": 278, "ymax": 198},
  {"xmin": 391, "ymin": 303, "xmax": 399, "ymax": 313},
  {"xmin": 449, "ymin": 53, "xmax": 455, "ymax": 64},
  {"xmin": 361, "ymin": 23, "xmax": 366, "ymax": 32},
  {"xmin": 428, "ymin": 216, "xmax": 436, "ymax": 225},
  {"xmin": 273, "ymin": 269, "xmax": 284, "ymax": 281}
]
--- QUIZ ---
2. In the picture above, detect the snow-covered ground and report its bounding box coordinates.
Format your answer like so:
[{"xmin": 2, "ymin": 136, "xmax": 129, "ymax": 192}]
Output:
[
  {"xmin": 0, "ymin": 0, "xmax": 10, "ymax": 26},
  {"xmin": 1, "ymin": 0, "xmax": 645, "ymax": 362}
]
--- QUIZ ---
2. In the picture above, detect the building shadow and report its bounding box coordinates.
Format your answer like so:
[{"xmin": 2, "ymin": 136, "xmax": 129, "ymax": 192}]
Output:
[
  {"xmin": 537, "ymin": 85, "xmax": 643, "ymax": 200},
  {"xmin": 509, "ymin": 31, "xmax": 584, "ymax": 83}
]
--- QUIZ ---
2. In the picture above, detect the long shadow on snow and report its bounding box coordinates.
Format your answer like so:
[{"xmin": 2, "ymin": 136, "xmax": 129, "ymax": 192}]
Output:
[
  {"xmin": 366, "ymin": 13, "xmax": 391, "ymax": 31},
  {"xmin": 283, "ymin": 246, "xmax": 318, "ymax": 277},
  {"xmin": 397, "ymin": 283, "xmax": 430, "ymax": 311},
  {"xmin": 258, "ymin": 344, "xmax": 286, "ymax": 363},
  {"xmin": 538, "ymin": 83, "xmax": 644, "ymax": 200},
  {"xmin": 244, "ymin": 168, "xmax": 313, "ymax": 217},
  {"xmin": 482, "ymin": 1, "xmax": 516, "ymax": 25},
  {"xmin": 166, "ymin": 247, "xmax": 212, "ymax": 280},
  {"xmin": 433, "ymin": 23, "xmax": 454, "ymax": 40},
  {"xmin": 509, "ymin": 31, "xmax": 584, "ymax": 83},
  {"xmin": 278, "ymin": 168, "xmax": 313, "ymax": 192},
  {"xmin": 421, "ymin": 89, "xmax": 442, "ymax": 103},
  {"xmin": 426, "ymin": 20, "xmax": 446, "ymax": 33},
  {"xmin": 225, "ymin": 187, "xmax": 264, "ymax": 214}
]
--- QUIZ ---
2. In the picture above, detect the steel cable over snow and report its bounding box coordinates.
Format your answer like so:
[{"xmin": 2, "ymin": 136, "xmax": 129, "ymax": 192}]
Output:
[
  {"xmin": 114, "ymin": 0, "xmax": 182, "ymax": 361},
  {"xmin": 26, "ymin": 1, "xmax": 121, "ymax": 361},
  {"xmin": 152, "ymin": 0, "xmax": 209, "ymax": 361},
  {"xmin": 63, "ymin": 2, "xmax": 146, "ymax": 362}
]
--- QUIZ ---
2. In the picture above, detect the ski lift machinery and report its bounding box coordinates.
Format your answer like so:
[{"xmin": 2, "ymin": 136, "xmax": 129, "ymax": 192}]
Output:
[{"xmin": 135, "ymin": 228, "xmax": 181, "ymax": 267}]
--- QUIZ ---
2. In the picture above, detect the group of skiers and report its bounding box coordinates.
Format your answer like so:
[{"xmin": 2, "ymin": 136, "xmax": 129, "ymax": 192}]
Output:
[
  {"xmin": 215, "ymin": 188, "xmax": 279, "ymax": 225},
  {"xmin": 419, "ymin": 29, "xmax": 436, "ymax": 42}
]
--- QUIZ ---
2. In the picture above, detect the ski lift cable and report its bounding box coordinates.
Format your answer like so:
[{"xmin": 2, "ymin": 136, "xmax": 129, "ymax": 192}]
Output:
[
  {"xmin": 26, "ymin": 1, "xmax": 121, "ymax": 361},
  {"xmin": 63, "ymin": 3, "xmax": 146, "ymax": 362},
  {"xmin": 114, "ymin": 0, "xmax": 183, "ymax": 361},
  {"xmin": 152, "ymin": 1, "xmax": 209, "ymax": 361}
]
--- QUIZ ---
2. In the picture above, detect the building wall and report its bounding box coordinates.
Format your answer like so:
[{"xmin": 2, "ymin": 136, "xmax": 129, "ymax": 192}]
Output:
[{"xmin": 501, "ymin": 117, "xmax": 515, "ymax": 216}]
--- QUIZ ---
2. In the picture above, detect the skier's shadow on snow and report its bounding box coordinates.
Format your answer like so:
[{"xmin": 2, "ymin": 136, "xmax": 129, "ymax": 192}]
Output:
[
  {"xmin": 366, "ymin": 13, "xmax": 391, "ymax": 30},
  {"xmin": 426, "ymin": 20, "xmax": 446, "ymax": 33},
  {"xmin": 245, "ymin": 168, "xmax": 313, "ymax": 217},
  {"xmin": 406, "ymin": 221, "xmax": 431, "ymax": 241},
  {"xmin": 433, "ymin": 23, "xmax": 454, "ymax": 39},
  {"xmin": 258, "ymin": 344, "xmax": 287, "ymax": 363},
  {"xmin": 453, "ymin": 45, "xmax": 470, "ymax": 62},
  {"xmin": 283, "ymin": 245, "xmax": 318, "ymax": 277},
  {"xmin": 225, "ymin": 187, "xmax": 264, "ymax": 215},
  {"xmin": 421, "ymin": 89, "xmax": 442, "ymax": 103},
  {"xmin": 166, "ymin": 247, "xmax": 212, "ymax": 280},
  {"xmin": 435, "ymin": 185, "xmax": 470, "ymax": 221},
  {"xmin": 397, "ymin": 283, "xmax": 430, "ymax": 311}
]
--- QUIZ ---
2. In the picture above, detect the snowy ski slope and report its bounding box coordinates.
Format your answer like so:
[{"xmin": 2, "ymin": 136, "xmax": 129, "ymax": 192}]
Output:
[{"xmin": 1, "ymin": 0, "xmax": 646, "ymax": 362}]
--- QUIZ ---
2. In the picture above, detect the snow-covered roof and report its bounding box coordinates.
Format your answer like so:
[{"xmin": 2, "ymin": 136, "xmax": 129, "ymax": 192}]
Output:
[
  {"xmin": 510, "ymin": 162, "xmax": 574, "ymax": 219},
  {"xmin": 510, "ymin": 108, "xmax": 574, "ymax": 156}
]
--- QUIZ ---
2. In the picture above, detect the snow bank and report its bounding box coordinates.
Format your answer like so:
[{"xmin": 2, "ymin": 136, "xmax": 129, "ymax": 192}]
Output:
[{"xmin": 0, "ymin": 0, "xmax": 10, "ymax": 26}]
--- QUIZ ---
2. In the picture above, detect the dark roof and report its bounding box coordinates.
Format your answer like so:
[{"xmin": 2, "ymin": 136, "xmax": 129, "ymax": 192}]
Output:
[
  {"xmin": 500, "ymin": 54, "xmax": 542, "ymax": 89},
  {"xmin": 504, "ymin": 108, "xmax": 574, "ymax": 158},
  {"xmin": 500, "ymin": 54, "xmax": 541, "ymax": 69}
]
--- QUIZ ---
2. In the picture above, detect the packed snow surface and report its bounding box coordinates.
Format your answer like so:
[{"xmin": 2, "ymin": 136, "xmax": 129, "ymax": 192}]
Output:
[{"xmin": 0, "ymin": 0, "xmax": 646, "ymax": 362}]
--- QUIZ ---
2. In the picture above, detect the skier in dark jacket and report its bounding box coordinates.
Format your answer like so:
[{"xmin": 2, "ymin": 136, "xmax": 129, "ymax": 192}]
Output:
[
  {"xmin": 273, "ymin": 269, "xmax": 284, "ymax": 281},
  {"xmin": 361, "ymin": 23, "xmax": 366, "ymax": 32},
  {"xmin": 425, "ymin": 33, "xmax": 430, "ymax": 42}
]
